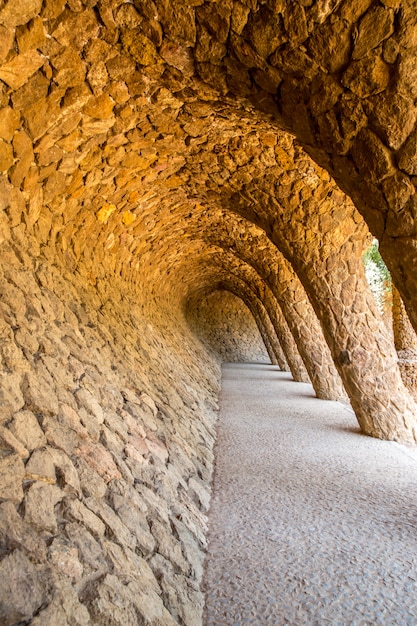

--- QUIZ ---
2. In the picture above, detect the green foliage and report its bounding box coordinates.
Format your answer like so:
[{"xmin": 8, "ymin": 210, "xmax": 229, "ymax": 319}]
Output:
[
  {"xmin": 363, "ymin": 240, "xmax": 391, "ymax": 313},
  {"xmin": 363, "ymin": 241, "xmax": 390, "ymax": 282}
]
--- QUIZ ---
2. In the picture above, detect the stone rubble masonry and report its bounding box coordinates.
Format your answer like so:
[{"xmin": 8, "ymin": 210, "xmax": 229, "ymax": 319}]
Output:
[
  {"xmin": 1, "ymin": 0, "xmax": 417, "ymax": 623},
  {"xmin": 0, "ymin": 233, "xmax": 220, "ymax": 625},
  {"xmin": 186, "ymin": 290, "xmax": 270, "ymax": 365},
  {"xmin": 392, "ymin": 285, "xmax": 417, "ymax": 400}
]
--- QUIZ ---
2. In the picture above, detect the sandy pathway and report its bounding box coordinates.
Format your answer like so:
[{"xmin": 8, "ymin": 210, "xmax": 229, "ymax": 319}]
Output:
[{"xmin": 203, "ymin": 363, "xmax": 417, "ymax": 625}]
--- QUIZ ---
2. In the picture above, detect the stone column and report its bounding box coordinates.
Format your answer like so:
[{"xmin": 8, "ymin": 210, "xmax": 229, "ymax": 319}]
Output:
[
  {"xmin": 262, "ymin": 258, "xmax": 347, "ymax": 401},
  {"xmin": 264, "ymin": 190, "xmax": 417, "ymax": 443},
  {"xmin": 258, "ymin": 323, "xmax": 280, "ymax": 367},
  {"xmin": 205, "ymin": 227, "xmax": 346, "ymax": 400},
  {"xmin": 217, "ymin": 255, "xmax": 310, "ymax": 382},
  {"xmin": 392, "ymin": 285, "xmax": 417, "ymax": 355},
  {"xmin": 392, "ymin": 285, "xmax": 417, "ymax": 401},
  {"xmin": 295, "ymin": 252, "xmax": 417, "ymax": 442},
  {"xmin": 260, "ymin": 291, "xmax": 310, "ymax": 383}
]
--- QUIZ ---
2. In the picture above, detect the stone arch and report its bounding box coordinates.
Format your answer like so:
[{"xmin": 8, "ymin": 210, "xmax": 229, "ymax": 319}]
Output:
[
  {"xmin": 189, "ymin": 277, "xmax": 289, "ymax": 370},
  {"xmin": 183, "ymin": 1, "xmax": 417, "ymax": 333},
  {"xmin": 192, "ymin": 216, "xmax": 346, "ymax": 401},
  {"xmin": 2, "ymin": 3, "xmax": 417, "ymax": 623}
]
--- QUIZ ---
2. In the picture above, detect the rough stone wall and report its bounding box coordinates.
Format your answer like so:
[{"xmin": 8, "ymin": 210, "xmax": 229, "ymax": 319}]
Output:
[
  {"xmin": 186, "ymin": 290, "xmax": 270, "ymax": 364},
  {"xmin": 0, "ymin": 234, "xmax": 220, "ymax": 626},
  {"xmin": 2, "ymin": 1, "xmax": 417, "ymax": 621},
  {"xmin": 0, "ymin": 0, "xmax": 415, "ymax": 439}
]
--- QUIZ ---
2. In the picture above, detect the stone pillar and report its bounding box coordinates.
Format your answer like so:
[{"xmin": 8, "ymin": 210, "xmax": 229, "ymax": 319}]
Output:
[
  {"xmin": 265, "ymin": 189, "xmax": 417, "ymax": 443},
  {"xmin": 392, "ymin": 285, "xmax": 417, "ymax": 401},
  {"xmin": 297, "ymin": 254, "xmax": 417, "ymax": 442},
  {"xmin": 392, "ymin": 285, "xmax": 417, "ymax": 354},
  {"xmin": 260, "ymin": 292, "xmax": 310, "ymax": 383},
  {"xmin": 260, "ymin": 326, "xmax": 280, "ymax": 367},
  {"xmin": 207, "ymin": 229, "xmax": 346, "ymax": 401},
  {"xmin": 265, "ymin": 264, "xmax": 347, "ymax": 401},
  {"xmin": 249, "ymin": 303, "xmax": 288, "ymax": 370},
  {"xmin": 218, "ymin": 255, "xmax": 310, "ymax": 382}
]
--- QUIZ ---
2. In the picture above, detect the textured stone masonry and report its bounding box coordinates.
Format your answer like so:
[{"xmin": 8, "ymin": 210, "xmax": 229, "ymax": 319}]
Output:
[
  {"xmin": 186, "ymin": 290, "xmax": 269, "ymax": 365},
  {"xmin": 1, "ymin": 1, "xmax": 417, "ymax": 623},
  {"xmin": 0, "ymin": 235, "xmax": 222, "ymax": 625}
]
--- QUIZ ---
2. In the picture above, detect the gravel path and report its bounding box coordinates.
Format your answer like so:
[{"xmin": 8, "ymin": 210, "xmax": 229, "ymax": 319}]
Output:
[{"xmin": 203, "ymin": 363, "xmax": 417, "ymax": 626}]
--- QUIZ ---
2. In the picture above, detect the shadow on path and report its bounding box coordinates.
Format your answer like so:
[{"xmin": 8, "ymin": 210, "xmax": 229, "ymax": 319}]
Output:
[{"xmin": 204, "ymin": 363, "xmax": 417, "ymax": 626}]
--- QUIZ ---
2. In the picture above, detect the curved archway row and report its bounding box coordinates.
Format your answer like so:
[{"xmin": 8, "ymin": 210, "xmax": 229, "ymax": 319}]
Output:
[
  {"xmin": 0, "ymin": 4, "xmax": 416, "ymax": 436},
  {"xmin": 2, "ymin": 4, "xmax": 417, "ymax": 623}
]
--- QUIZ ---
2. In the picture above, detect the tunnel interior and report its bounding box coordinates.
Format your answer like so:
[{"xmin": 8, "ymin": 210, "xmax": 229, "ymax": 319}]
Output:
[{"xmin": 1, "ymin": 1, "xmax": 417, "ymax": 624}]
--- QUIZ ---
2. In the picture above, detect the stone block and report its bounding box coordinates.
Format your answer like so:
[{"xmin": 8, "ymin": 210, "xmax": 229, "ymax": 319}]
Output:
[
  {"xmin": 0, "ymin": 453, "xmax": 25, "ymax": 502},
  {"xmin": 63, "ymin": 498, "xmax": 106, "ymax": 538},
  {"xmin": 0, "ymin": 550, "xmax": 43, "ymax": 625},
  {"xmin": 121, "ymin": 30, "xmax": 161, "ymax": 65},
  {"xmin": 0, "ymin": 51, "xmax": 44, "ymax": 90},
  {"xmin": 188, "ymin": 476, "xmax": 211, "ymax": 512},
  {"xmin": 352, "ymin": 5, "xmax": 394, "ymax": 60},
  {"xmin": 84, "ymin": 497, "xmax": 137, "ymax": 551},
  {"xmin": 24, "ymin": 482, "xmax": 63, "ymax": 533},
  {"xmin": 135, "ymin": 481, "xmax": 170, "ymax": 524},
  {"xmin": 48, "ymin": 536, "xmax": 84, "ymax": 583},
  {"xmin": 59, "ymin": 403, "xmax": 89, "ymax": 437},
  {"xmin": 42, "ymin": 415, "xmax": 80, "ymax": 454},
  {"xmin": 52, "ymin": 7, "xmax": 99, "ymax": 49},
  {"xmin": 16, "ymin": 16, "xmax": 46, "ymax": 53},
  {"xmin": 80, "ymin": 574, "xmax": 143, "ymax": 625},
  {"xmin": 0, "ymin": 139, "xmax": 13, "ymax": 171},
  {"xmin": 0, "ymin": 0, "xmax": 43, "ymax": 28},
  {"xmin": 51, "ymin": 47, "xmax": 86, "ymax": 89},
  {"xmin": 74, "ymin": 456, "xmax": 107, "ymax": 499},
  {"xmin": 0, "ymin": 501, "xmax": 46, "ymax": 561},
  {"xmin": 0, "ymin": 107, "xmax": 20, "ymax": 142},
  {"xmin": 150, "ymin": 518, "xmax": 189, "ymax": 574},
  {"xmin": 342, "ymin": 54, "xmax": 390, "ymax": 98},
  {"xmin": 125, "ymin": 400, "xmax": 158, "ymax": 432},
  {"xmin": 30, "ymin": 588, "xmax": 90, "ymax": 626},
  {"xmin": 75, "ymin": 440, "xmax": 121, "ymax": 483},
  {"xmin": 104, "ymin": 408, "xmax": 129, "ymax": 441},
  {"xmin": 75, "ymin": 387, "xmax": 104, "ymax": 423},
  {"xmin": 83, "ymin": 93, "xmax": 115, "ymax": 119},
  {"xmin": 49, "ymin": 448, "xmax": 81, "ymax": 495},
  {"xmin": 65, "ymin": 522, "xmax": 108, "ymax": 578},
  {"xmin": 398, "ymin": 127, "xmax": 417, "ymax": 175},
  {"xmin": 0, "ymin": 25, "xmax": 14, "ymax": 63},
  {"xmin": 25, "ymin": 447, "xmax": 56, "ymax": 483},
  {"xmin": 21, "ymin": 371, "xmax": 59, "ymax": 416},
  {"xmin": 350, "ymin": 128, "xmax": 393, "ymax": 183},
  {"xmin": 172, "ymin": 517, "xmax": 204, "ymax": 582},
  {"xmin": 112, "ymin": 498, "xmax": 155, "ymax": 557},
  {"xmin": 368, "ymin": 93, "xmax": 416, "ymax": 151},
  {"xmin": 0, "ymin": 425, "xmax": 29, "ymax": 458},
  {"xmin": 146, "ymin": 433, "xmax": 169, "ymax": 464}
]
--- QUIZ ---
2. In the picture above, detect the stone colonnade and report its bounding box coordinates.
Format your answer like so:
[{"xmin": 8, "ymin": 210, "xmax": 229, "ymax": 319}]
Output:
[{"xmin": 1, "ymin": 1, "xmax": 417, "ymax": 624}]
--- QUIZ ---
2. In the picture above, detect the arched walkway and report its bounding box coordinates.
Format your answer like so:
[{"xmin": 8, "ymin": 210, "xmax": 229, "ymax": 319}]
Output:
[{"xmin": 204, "ymin": 363, "xmax": 417, "ymax": 625}]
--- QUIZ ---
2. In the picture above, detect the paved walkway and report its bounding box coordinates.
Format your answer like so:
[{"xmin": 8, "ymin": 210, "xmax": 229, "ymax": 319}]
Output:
[{"xmin": 203, "ymin": 363, "xmax": 417, "ymax": 626}]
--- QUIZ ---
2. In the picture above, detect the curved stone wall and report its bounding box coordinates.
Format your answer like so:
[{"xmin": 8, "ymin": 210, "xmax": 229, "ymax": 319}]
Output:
[
  {"xmin": 0, "ymin": 231, "xmax": 220, "ymax": 625},
  {"xmin": 186, "ymin": 290, "xmax": 270, "ymax": 364},
  {"xmin": 1, "ymin": 1, "xmax": 417, "ymax": 623}
]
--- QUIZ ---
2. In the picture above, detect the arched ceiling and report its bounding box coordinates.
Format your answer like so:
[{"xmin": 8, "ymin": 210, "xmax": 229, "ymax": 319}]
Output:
[
  {"xmin": 1, "ymin": 0, "xmax": 417, "ymax": 326},
  {"xmin": 0, "ymin": 0, "xmax": 416, "ymax": 440}
]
